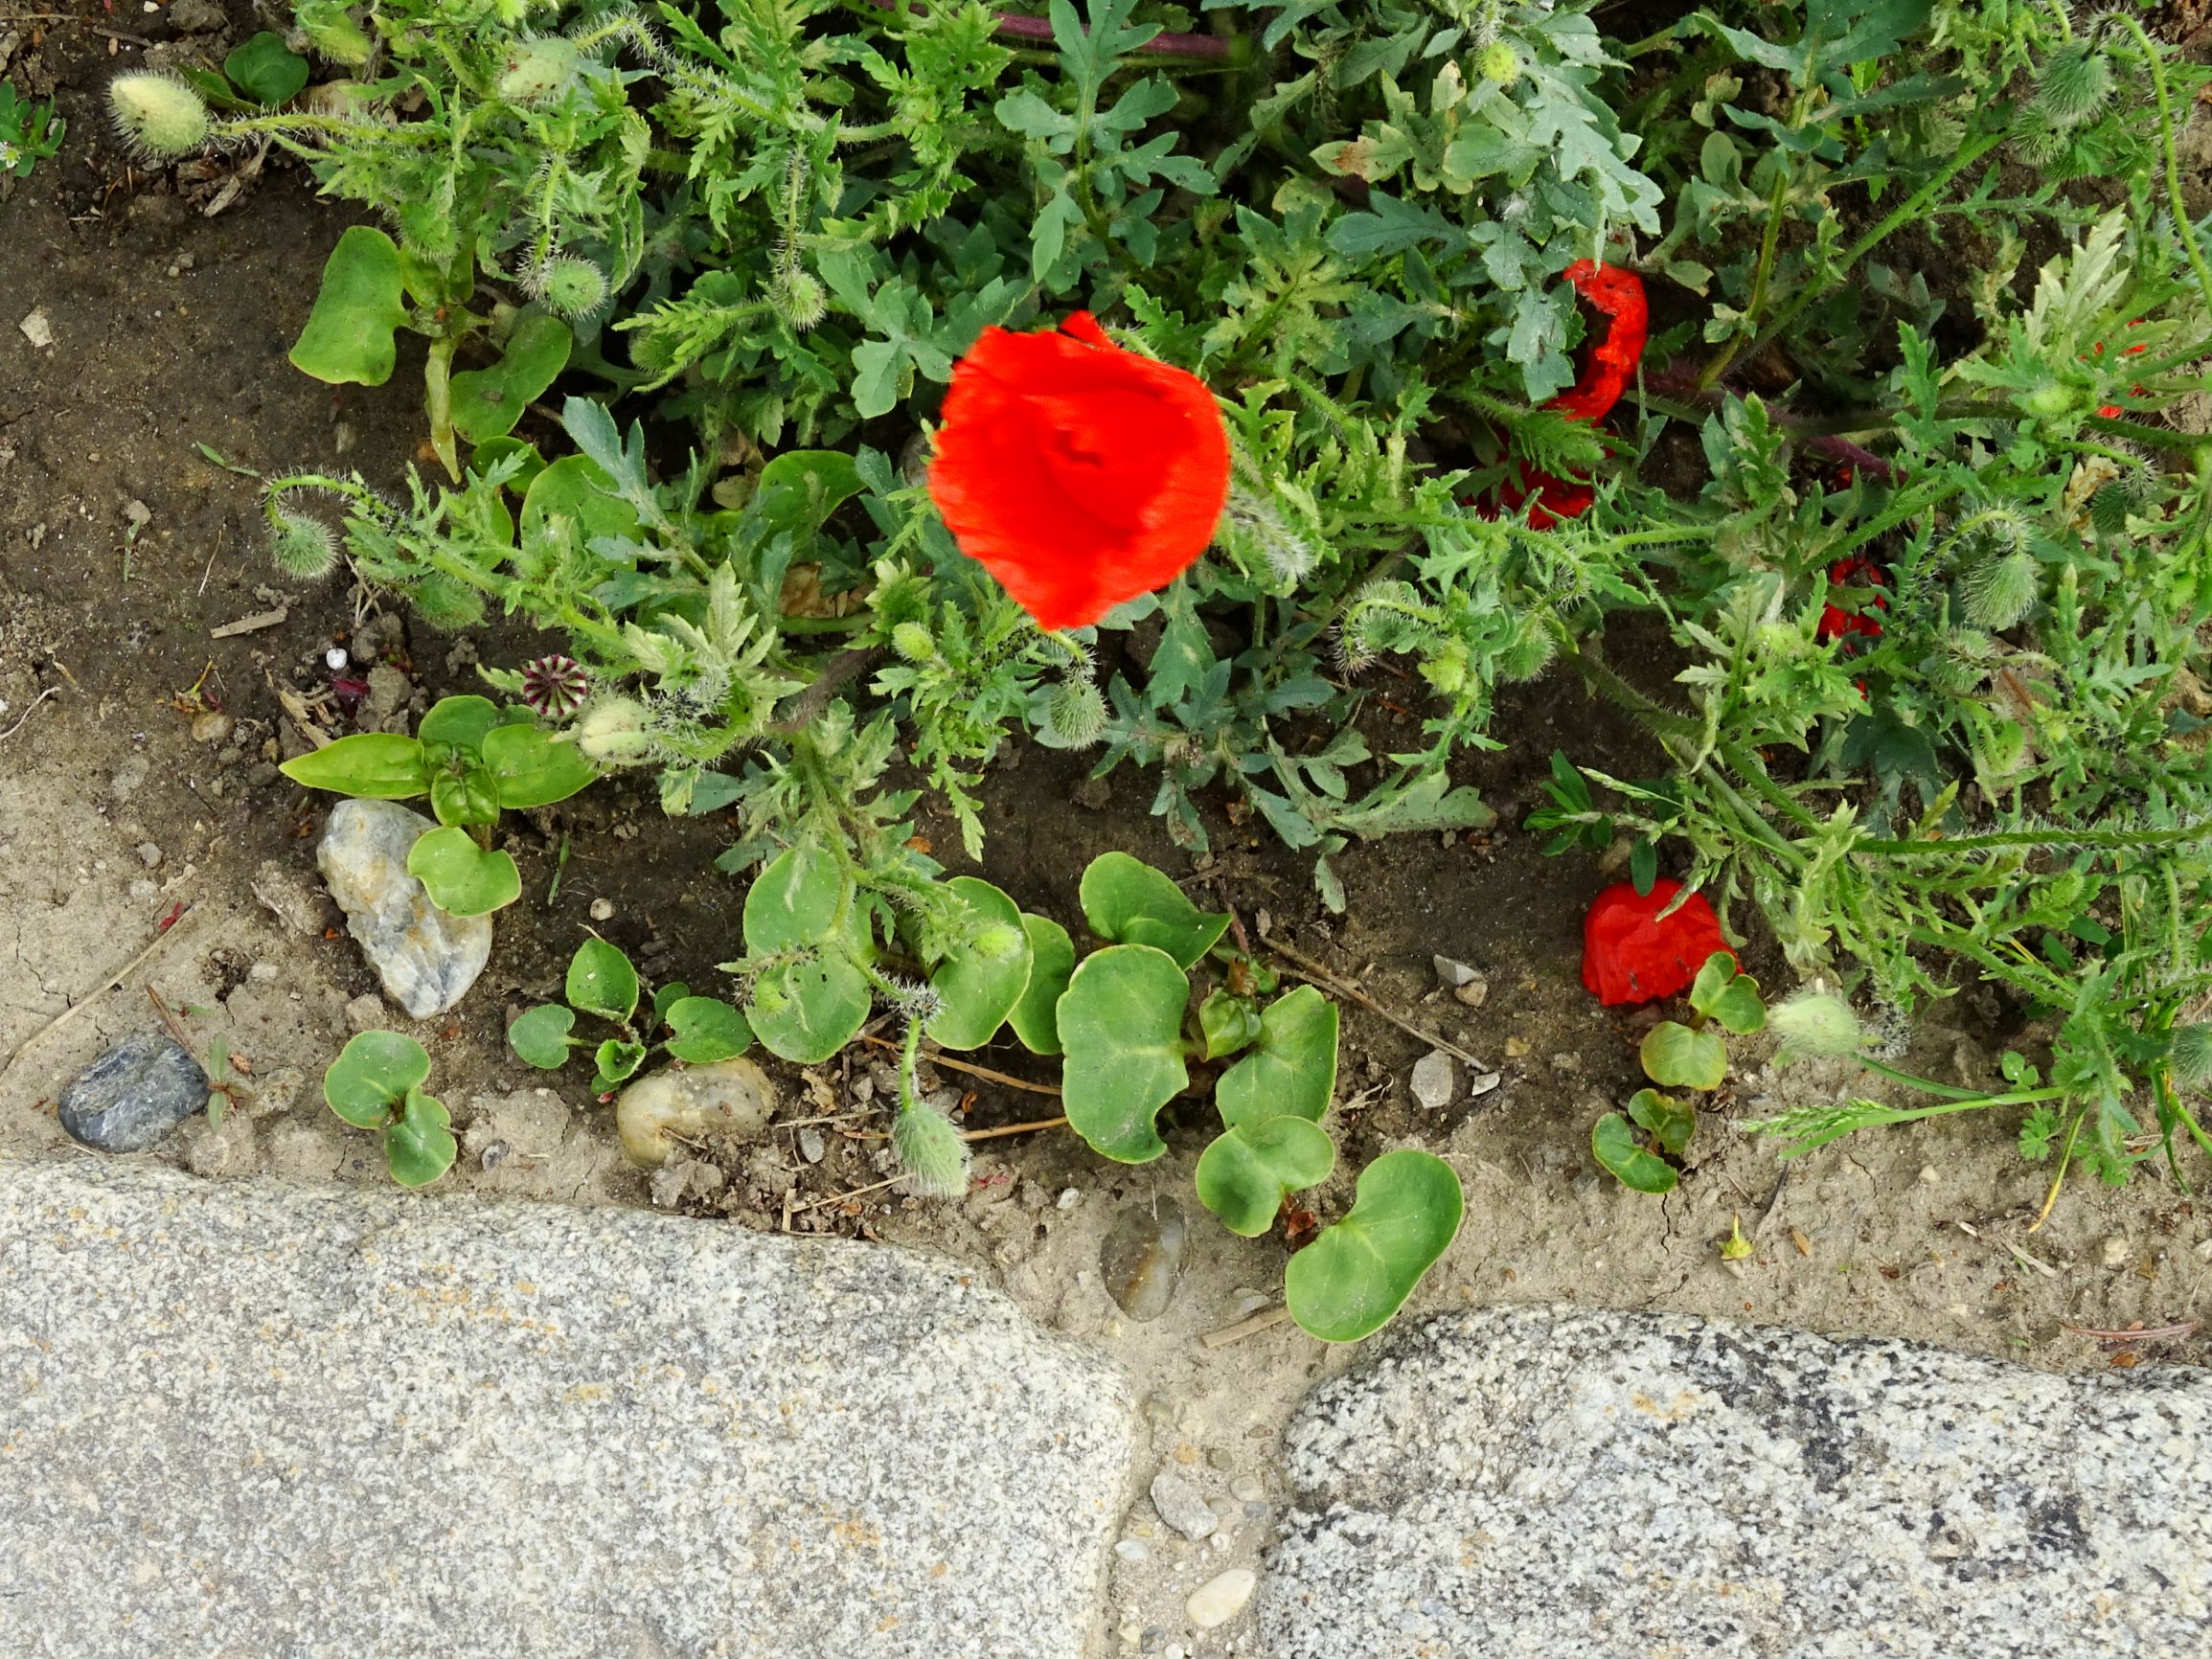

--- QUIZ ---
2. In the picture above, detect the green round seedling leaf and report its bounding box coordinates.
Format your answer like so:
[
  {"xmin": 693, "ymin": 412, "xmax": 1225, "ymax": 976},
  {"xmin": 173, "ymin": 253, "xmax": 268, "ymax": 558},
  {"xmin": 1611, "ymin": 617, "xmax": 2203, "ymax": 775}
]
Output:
[
  {"xmin": 471, "ymin": 436, "xmax": 547, "ymax": 496},
  {"xmin": 290, "ymin": 225, "xmax": 409, "ymax": 387},
  {"xmin": 593, "ymin": 1037, "xmax": 648, "ymax": 1091},
  {"xmin": 1688, "ymin": 953, "xmax": 1766, "ymax": 1035},
  {"xmin": 1639, "ymin": 1020, "xmax": 1728, "ymax": 1091},
  {"xmin": 663, "ymin": 997, "xmax": 752, "ymax": 1064},
  {"xmin": 1196, "ymin": 1116, "xmax": 1336, "ymax": 1237},
  {"xmin": 418, "ymin": 694, "xmax": 502, "ymax": 749},
  {"xmin": 752, "ymin": 449, "xmax": 866, "ymax": 545},
  {"xmin": 1216, "ymin": 986, "xmax": 1338, "ymax": 1130},
  {"xmin": 744, "ymin": 840, "xmax": 849, "ymax": 951},
  {"xmin": 1057, "ymin": 943, "xmax": 1191, "ymax": 1164},
  {"xmin": 429, "ymin": 765, "xmax": 501, "ymax": 830},
  {"xmin": 507, "ymin": 1004, "xmax": 577, "ymax": 1069},
  {"xmin": 519, "ymin": 454, "xmax": 642, "ymax": 561},
  {"xmin": 1008, "ymin": 914, "xmax": 1075, "ymax": 1056},
  {"xmin": 926, "ymin": 877, "xmax": 1033, "ymax": 1051},
  {"xmin": 406, "ymin": 827, "xmax": 522, "ymax": 917},
  {"xmin": 652, "ymin": 981, "xmax": 692, "ymax": 1025},
  {"xmin": 1626, "ymin": 1086, "xmax": 1696, "ymax": 1158},
  {"xmin": 748, "ymin": 952, "xmax": 871, "ymax": 1065},
  {"xmin": 480, "ymin": 721, "xmax": 596, "ymax": 809},
  {"xmin": 1285, "ymin": 1149, "xmax": 1464, "ymax": 1343},
  {"xmin": 279, "ymin": 732, "xmax": 429, "ymax": 799},
  {"xmin": 566, "ymin": 937, "xmax": 640, "ymax": 1022},
  {"xmin": 1593, "ymin": 1110, "xmax": 1679, "ymax": 1193},
  {"xmin": 450, "ymin": 310, "xmax": 573, "ymax": 443},
  {"xmin": 224, "ymin": 32, "xmax": 309, "ymax": 105},
  {"xmin": 324, "ymin": 1030, "xmax": 431, "ymax": 1128},
  {"xmin": 1198, "ymin": 989, "xmax": 1263, "ymax": 1060},
  {"xmin": 1078, "ymin": 851, "xmax": 1229, "ymax": 967},
  {"xmin": 385, "ymin": 1089, "xmax": 457, "ymax": 1188}
]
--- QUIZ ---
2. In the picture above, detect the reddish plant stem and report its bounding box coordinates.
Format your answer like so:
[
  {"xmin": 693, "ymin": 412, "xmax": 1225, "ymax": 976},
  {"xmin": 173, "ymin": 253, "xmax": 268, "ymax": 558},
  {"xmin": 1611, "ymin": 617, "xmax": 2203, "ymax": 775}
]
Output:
[
  {"xmin": 1647, "ymin": 360, "xmax": 1907, "ymax": 486},
  {"xmin": 853, "ymin": 0, "xmax": 1238, "ymax": 58}
]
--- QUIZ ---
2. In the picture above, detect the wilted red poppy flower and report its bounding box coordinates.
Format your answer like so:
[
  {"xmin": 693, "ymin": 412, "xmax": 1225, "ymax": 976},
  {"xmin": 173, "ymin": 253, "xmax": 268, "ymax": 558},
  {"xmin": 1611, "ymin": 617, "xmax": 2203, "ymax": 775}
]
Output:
[
  {"xmin": 2087, "ymin": 320, "xmax": 2149, "ymax": 419},
  {"xmin": 1582, "ymin": 879, "xmax": 1735, "ymax": 1007},
  {"xmin": 1816, "ymin": 554, "xmax": 1888, "ymax": 645},
  {"xmin": 1481, "ymin": 261, "xmax": 1650, "ymax": 526},
  {"xmin": 927, "ymin": 312, "xmax": 1230, "ymax": 631}
]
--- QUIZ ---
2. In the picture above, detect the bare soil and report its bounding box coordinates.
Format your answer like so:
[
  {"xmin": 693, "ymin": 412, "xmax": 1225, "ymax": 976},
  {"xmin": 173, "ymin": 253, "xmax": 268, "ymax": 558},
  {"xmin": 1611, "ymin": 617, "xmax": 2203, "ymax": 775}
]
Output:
[{"xmin": 6, "ymin": 10, "xmax": 2211, "ymax": 1653}]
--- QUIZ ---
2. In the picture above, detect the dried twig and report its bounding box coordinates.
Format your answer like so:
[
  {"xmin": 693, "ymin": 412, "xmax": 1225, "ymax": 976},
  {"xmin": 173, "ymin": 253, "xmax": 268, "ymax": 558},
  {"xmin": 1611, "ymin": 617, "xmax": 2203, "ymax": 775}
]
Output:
[
  {"xmin": 1201, "ymin": 1306, "xmax": 1294, "ymax": 1348},
  {"xmin": 0, "ymin": 686, "xmax": 58, "ymax": 743},
  {"xmin": 209, "ymin": 606, "xmax": 287, "ymax": 639},
  {"xmin": 1259, "ymin": 930, "xmax": 1489, "ymax": 1069},
  {"xmin": 2063, "ymin": 1320, "xmax": 2201, "ymax": 1345},
  {"xmin": 962, "ymin": 1114, "xmax": 1068, "ymax": 1142},
  {"xmin": 1, "ymin": 907, "xmax": 194, "ymax": 1073},
  {"xmin": 860, "ymin": 1034, "xmax": 1062, "ymax": 1097},
  {"xmin": 790, "ymin": 1173, "xmax": 904, "ymax": 1213}
]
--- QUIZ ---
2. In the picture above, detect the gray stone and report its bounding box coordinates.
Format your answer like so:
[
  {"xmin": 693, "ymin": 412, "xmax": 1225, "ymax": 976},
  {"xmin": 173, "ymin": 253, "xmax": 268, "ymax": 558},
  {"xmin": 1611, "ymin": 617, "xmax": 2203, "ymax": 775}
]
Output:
[
  {"xmin": 1150, "ymin": 1468, "xmax": 1217, "ymax": 1541},
  {"xmin": 1101, "ymin": 1196, "xmax": 1186, "ymax": 1321},
  {"xmin": 165, "ymin": 0, "xmax": 226, "ymax": 31},
  {"xmin": 317, "ymin": 799, "xmax": 492, "ymax": 1018},
  {"xmin": 1261, "ymin": 1307, "xmax": 2212, "ymax": 1659},
  {"xmin": 57, "ymin": 1034, "xmax": 207, "ymax": 1151},
  {"xmin": 0, "ymin": 1158, "xmax": 1134, "ymax": 1659},
  {"xmin": 1409, "ymin": 1050, "xmax": 1455, "ymax": 1110}
]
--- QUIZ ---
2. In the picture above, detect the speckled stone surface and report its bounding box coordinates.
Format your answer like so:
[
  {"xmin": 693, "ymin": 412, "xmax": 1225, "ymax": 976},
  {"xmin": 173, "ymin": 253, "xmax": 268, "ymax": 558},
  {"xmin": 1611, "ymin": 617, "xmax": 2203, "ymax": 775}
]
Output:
[
  {"xmin": 317, "ymin": 798, "xmax": 492, "ymax": 1018},
  {"xmin": 56, "ymin": 1033, "xmax": 207, "ymax": 1151},
  {"xmin": 1260, "ymin": 1307, "xmax": 2211, "ymax": 1659},
  {"xmin": 0, "ymin": 1158, "xmax": 1134, "ymax": 1659}
]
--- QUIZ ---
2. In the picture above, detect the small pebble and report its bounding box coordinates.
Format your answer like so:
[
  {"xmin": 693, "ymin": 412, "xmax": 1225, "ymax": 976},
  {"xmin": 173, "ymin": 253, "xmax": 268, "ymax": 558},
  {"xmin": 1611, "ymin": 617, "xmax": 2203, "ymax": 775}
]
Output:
[
  {"xmin": 1468, "ymin": 1070, "xmax": 1502, "ymax": 1098},
  {"xmin": 1114, "ymin": 1538, "xmax": 1151, "ymax": 1563},
  {"xmin": 1187, "ymin": 1567, "xmax": 1257, "ymax": 1629},
  {"xmin": 1230, "ymin": 1475, "xmax": 1264, "ymax": 1504},
  {"xmin": 57, "ymin": 1034, "xmax": 207, "ymax": 1153},
  {"xmin": 797, "ymin": 1126, "xmax": 826, "ymax": 1165},
  {"xmin": 326, "ymin": 647, "xmax": 350, "ymax": 670},
  {"xmin": 1433, "ymin": 954, "xmax": 1481, "ymax": 989},
  {"xmin": 136, "ymin": 842, "xmax": 162, "ymax": 869},
  {"xmin": 1102, "ymin": 1197, "xmax": 1186, "ymax": 1321},
  {"xmin": 1149, "ymin": 1469, "xmax": 1218, "ymax": 1540},
  {"xmin": 1452, "ymin": 978, "xmax": 1490, "ymax": 1009},
  {"xmin": 589, "ymin": 898, "xmax": 616, "ymax": 921},
  {"xmin": 191, "ymin": 710, "xmax": 234, "ymax": 744},
  {"xmin": 1410, "ymin": 1051, "xmax": 1455, "ymax": 1111},
  {"xmin": 128, "ymin": 879, "xmax": 158, "ymax": 902},
  {"xmin": 2102, "ymin": 1237, "xmax": 2131, "ymax": 1268},
  {"xmin": 1057, "ymin": 1187, "xmax": 1081, "ymax": 1211},
  {"xmin": 1140, "ymin": 1392, "xmax": 1176, "ymax": 1428},
  {"xmin": 1208, "ymin": 1447, "xmax": 1235, "ymax": 1470}
]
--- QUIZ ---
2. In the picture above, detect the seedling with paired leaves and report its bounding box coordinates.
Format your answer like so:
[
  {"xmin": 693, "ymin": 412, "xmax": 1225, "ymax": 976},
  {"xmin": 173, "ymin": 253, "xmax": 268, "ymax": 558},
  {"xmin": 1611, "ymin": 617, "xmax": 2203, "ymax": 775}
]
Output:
[
  {"xmin": 280, "ymin": 693, "xmax": 596, "ymax": 917},
  {"xmin": 323, "ymin": 1030, "xmax": 456, "ymax": 1187},
  {"xmin": 1593, "ymin": 951, "xmax": 1766, "ymax": 1193},
  {"xmin": 0, "ymin": 84, "xmax": 64, "ymax": 178},
  {"xmin": 510, "ymin": 938, "xmax": 753, "ymax": 1093}
]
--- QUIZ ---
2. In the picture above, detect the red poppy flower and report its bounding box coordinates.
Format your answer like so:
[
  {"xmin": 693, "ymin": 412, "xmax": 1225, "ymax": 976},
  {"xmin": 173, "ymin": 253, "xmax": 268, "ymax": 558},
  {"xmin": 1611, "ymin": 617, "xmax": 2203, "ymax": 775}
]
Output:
[
  {"xmin": 1479, "ymin": 262, "xmax": 1649, "ymax": 526},
  {"xmin": 2087, "ymin": 320, "xmax": 2150, "ymax": 419},
  {"xmin": 1816, "ymin": 554, "xmax": 1888, "ymax": 645},
  {"xmin": 1581, "ymin": 879, "xmax": 1735, "ymax": 1007},
  {"xmin": 927, "ymin": 312, "xmax": 1230, "ymax": 631}
]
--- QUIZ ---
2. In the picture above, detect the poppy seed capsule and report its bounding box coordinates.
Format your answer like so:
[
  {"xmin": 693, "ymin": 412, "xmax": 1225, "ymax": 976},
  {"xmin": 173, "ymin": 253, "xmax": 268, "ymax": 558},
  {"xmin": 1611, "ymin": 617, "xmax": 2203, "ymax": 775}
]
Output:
[
  {"xmin": 1766, "ymin": 990, "xmax": 1864, "ymax": 1058},
  {"xmin": 1478, "ymin": 42, "xmax": 1519, "ymax": 83},
  {"xmin": 575, "ymin": 697, "xmax": 654, "ymax": 764},
  {"xmin": 107, "ymin": 72, "xmax": 211, "ymax": 160},
  {"xmin": 891, "ymin": 1100, "xmax": 970, "ymax": 1199}
]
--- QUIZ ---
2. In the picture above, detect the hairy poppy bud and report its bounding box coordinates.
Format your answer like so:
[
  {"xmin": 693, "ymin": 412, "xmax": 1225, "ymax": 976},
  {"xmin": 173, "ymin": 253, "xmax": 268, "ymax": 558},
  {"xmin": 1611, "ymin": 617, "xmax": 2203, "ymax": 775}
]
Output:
[
  {"xmin": 1965, "ymin": 549, "xmax": 2038, "ymax": 630},
  {"xmin": 295, "ymin": 0, "xmax": 375, "ymax": 68},
  {"xmin": 1041, "ymin": 677, "xmax": 1107, "ymax": 747},
  {"xmin": 107, "ymin": 72, "xmax": 211, "ymax": 160},
  {"xmin": 528, "ymin": 254, "xmax": 608, "ymax": 321},
  {"xmin": 1477, "ymin": 42, "xmax": 1518, "ymax": 83},
  {"xmin": 2034, "ymin": 42, "xmax": 2113, "ymax": 130},
  {"xmin": 575, "ymin": 697, "xmax": 653, "ymax": 764},
  {"xmin": 267, "ymin": 505, "xmax": 340, "ymax": 580},
  {"xmin": 496, "ymin": 35, "xmax": 579, "ymax": 105},
  {"xmin": 1767, "ymin": 990, "xmax": 1864, "ymax": 1058},
  {"xmin": 2171, "ymin": 1024, "xmax": 2212, "ymax": 1089},
  {"xmin": 891, "ymin": 1099, "xmax": 970, "ymax": 1198},
  {"xmin": 890, "ymin": 622, "xmax": 937, "ymax": 663}
]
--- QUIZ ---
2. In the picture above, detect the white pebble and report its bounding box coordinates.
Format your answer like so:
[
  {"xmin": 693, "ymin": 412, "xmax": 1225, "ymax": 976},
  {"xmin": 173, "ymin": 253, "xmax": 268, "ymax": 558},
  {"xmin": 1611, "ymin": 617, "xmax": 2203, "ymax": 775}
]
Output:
[
  {"xmin": 325, "ymin": 647, "xmax": 350, "ymax": 670},
  {"xmin": 1410, "ymin": 1051, "xmax": 1455, "ymax": 1111},
  {"xmin": 1057, "ymin": 1188, "xmax": 1081, "ymax": 1211},
  {"xmin": 589, "ymin": 898, "xmax": 616, "ymax": 921},
  {"xmin": 1113, "ymin": 1537, "xmax": 1150, "ymax": 1563},
  {"xmin": 1186, "ymin": 1567, "xmax": 1257, "ymax": 1628}
]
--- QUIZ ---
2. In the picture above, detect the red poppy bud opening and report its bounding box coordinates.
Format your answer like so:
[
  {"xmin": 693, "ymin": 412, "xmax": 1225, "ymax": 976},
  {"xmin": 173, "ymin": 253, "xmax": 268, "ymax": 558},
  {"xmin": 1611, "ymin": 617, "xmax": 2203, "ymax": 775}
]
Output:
[
  {"xmin": 1581, "ymin": 879, "xmax": 1736, "ymax": 1007},
  {"xmin": 1816, "ymin": 554, "xmax": 1888, "ymax": 645},
  {"xmin": 927, "ymin": 312, "xmax": 1231, "ymax": 632}
]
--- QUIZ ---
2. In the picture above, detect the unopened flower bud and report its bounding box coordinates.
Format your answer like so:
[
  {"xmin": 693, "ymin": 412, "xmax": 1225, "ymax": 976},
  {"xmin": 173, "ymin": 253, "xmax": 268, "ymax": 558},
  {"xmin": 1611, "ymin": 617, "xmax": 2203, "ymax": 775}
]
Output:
[
  {"xmin": 575, "ymin": 696, "xmax": 653, "ymax": 764},
  {"xmin": 107, "ymin": 72, "xmax": 211, "ymax": 160}
]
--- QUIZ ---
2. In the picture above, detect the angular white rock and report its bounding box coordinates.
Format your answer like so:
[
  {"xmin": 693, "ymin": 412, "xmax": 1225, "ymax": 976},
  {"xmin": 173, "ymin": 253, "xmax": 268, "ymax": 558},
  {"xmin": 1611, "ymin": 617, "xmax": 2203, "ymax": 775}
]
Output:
[
  {"xmin": 1409, "ymin": 1050, "xmax": 1455, "ymax": 1110},
  {"xmin": 317, "ymin": 798, "xmax": 492, "ymax": 1018},
  {"xmin": 1262, "ymin": 1307, "xmax": 2212, "ymax": 1659}
]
